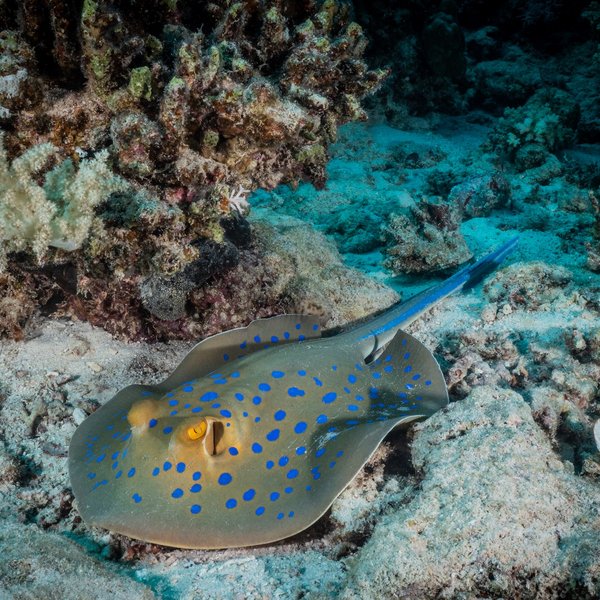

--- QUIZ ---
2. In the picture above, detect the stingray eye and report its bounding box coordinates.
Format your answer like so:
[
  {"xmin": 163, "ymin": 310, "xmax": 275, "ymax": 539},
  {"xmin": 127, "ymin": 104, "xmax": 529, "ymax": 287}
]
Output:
[{"xmin": 187, "ymin": 419, "xmax": 207, "ymax": 441}]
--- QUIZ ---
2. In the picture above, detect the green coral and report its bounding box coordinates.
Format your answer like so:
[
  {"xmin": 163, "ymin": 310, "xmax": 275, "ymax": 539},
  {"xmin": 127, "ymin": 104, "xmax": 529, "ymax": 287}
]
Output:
[{"xmin": 0, "ymin": 137, "xmax": 124, "ymax": 270}]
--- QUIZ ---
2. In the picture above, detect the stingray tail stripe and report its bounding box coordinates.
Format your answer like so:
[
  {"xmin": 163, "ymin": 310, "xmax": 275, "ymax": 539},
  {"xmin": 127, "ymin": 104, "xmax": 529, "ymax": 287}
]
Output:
[{"xmin": 357, "ymin": 237, "xmax": 519, "ymax": 343}]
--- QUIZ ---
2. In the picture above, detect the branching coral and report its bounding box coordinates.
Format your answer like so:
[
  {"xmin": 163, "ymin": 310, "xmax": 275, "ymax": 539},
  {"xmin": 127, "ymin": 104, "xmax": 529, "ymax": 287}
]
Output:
[{"xmin": 485, "ymin": 87, "xmax": 580, "ymax": 168}]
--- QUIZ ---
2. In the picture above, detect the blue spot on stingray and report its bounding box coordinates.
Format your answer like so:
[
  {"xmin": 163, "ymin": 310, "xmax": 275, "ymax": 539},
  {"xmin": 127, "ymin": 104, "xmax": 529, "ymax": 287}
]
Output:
[
  {"xmin": 253, "ymin": 335, "xmax": 261, "ymax": 343},
  {"xmin": 404, "ymin": 365, "xmax": 412, "ymax": 373},
  {"xmin": 240, "ymin": 341, "xmax": 247, "ymax": 349},
  {"xmin": 312, "ymin": 324, "xmax": 319, "ymax": 331},
  {"xmin": 372, "ymin": 372, "xmax": 382, "ymax": 379},
  {"xmin": 329, "ymin": 461, "xmax": 336, "ymax": 469},
  {"xmin": 266, "ymin": 460, "xmax": 274, "ymax": 470},
  {"xmin": 296, "ymin": 446, "xmax": 306, "ymax": 455},
  {"xmin": 332, "ymin": 365, "xmax": 337, "ymax": 371},
  {"xmin": 183, "ymin": 385, "xmax": 193, "ymax": 393},
  {"xmin": 229, "ymin": 447, "xmax": 239, "ymax": 456},
  {"xmin": 272, "ymin": 370, "xmax": 285, "ymax": 378},
  {"xmin": 289, "ymin": 511, "xmax": 295, "ymax": 518},
  {"xmin": 343, "ymin": 387, "xmax": 351, "ymax": 394},
  {"xmin": 299, "ymin": 334, "xmax": 306, "ymax": 341},
  {"xmin": 243, "ymin": 489, "xmax": 256, "ymax": 501},
  {"xmin": 295, "ymin": 323, "xmax": 301, "ymax": 330},
  {"xmin": 169, "ymin": 410, "xmax": 178, "ymax": 416},
  {"xmin": 384, "ymin": 365, "xmax": 393, "ymax": 373},
  {"xmin": 127, "ymin": 467, "xmax": 136, "ymax": 478},
  {"xmin": 190, "ymin": 483, "xmax": 201, "ymax": 493},
  {"xmin": 284, "ymin": 331, "xmax": 290, "ymax": 339},
  {"xmin": 313, "ymin": 377, "xmax": 323, "ymax": 386},
  {"xmin": 356, "ymin": 394, "xmax": 364, "ymax": 401},
  {"xmin": 115, "ymin": 470, "xmax": 122, "ymax": 479},
  {"xmin": 322, "ymin": 392, "xmax": 337, "ymax": 404},
  {"xmin": 243, "ymin": 411, "xmax": 248, "ymax": 417},
  {"xmin": 253, "ymin": 396, "xmax": 262, "ymax": 405},
  {"xmin": 288, "ymin": 387, "xmax": 305, "ymax": 397},
  {"xmin": 201, "ymin": 391, "xmax": 218, "ymax": 402},
  {"xmin": 163, "ymin": 461, "xmax": 172, "ymax": 471},
  {"xmin": 87, "ymin": 472, "xmax": 96, "ymax": 480},
  {"xmin": 348, "ymin": 374, "xmax": 357, "ymax": 384},
  {"xmin": 163, "ymin": 426, "xmax": 173, "ymax": 434},
  {"xmin": 171, "ymin": 488, "xmax": 184, "ymax": 499},
  {"xmin": 214, "ymin": 378, "xmax": 227, "ymax": 385},
  {"xmin": 220, "ymin": 409, "xmax": 232, "ymax": 418},
  {"xmin": 404, "ymin": 351, "xmax": 410, "ymax": 359},
  {"xmin": 132, "ymin": 493, "xmax": 142, "ymax": 503},
  {"xmin": 218, "ymin": 473, "xmax": 233, "ymax": 486},
  {"xmin": 191, "ymin": 406, "xmax": 203, "ymax": 413},
  {"xmin": 316, "ymin": 414, "xmax": 328, "ymax": 424},
  {"xmin": 168, "ymin": 399, "xmax": 178, "ymax": 406},
  {"xmin": 176, "ymin": 462, "xmax": 186, "ymax": 473},
  {"xmin": 406, "ymin": 383, "xmax": 415, "ymax": 390},
  {"xmin": 313, "ymin": 472, "xmax": 321, "ymax": 480},
  {"xmin": 190, "ymin": 504, "xmax": 201, "ymax": 514},
  {"xmin": 231, "ymin": 371, "xmax": 240, "ymax": 378},
  {"xmin": 425, "ymin": 380, "xmax": 432, "ymax": 386},
  {"xmin": 279, "ymin": 456, "xmax": 289, "ymax": 467},
  {"xmin": 96, "ymin": 454, "xmax": 106, "ymax": 463},
  {"xmin": 316, "ymin": 448, "xmax": 326, "ymax": 457},
  {"xmin": 287, "ymin": 469, "xmax": 299, "ymax": 479},
  {"xmin": 226, "ymin": 498, "xmax": 237, "ymax": 509},
  {"xmin": 274, "ymin": 410, "xmax": 286, "ymax": 421},
  {"xmin": 152, "ymin": 467, "xmax": 159, "ymax": 477},
  {"xmin": 337, "ymin": 450, "xmax": 344, "ymax": 457},
  {"xmin": 412, "ymin": 373, "xmax": 421, "ymax": 380},
  {"xmin": 266, "ymin": 429, "xmax": 280, "ymax": 442},
  {"xmin": 270, "ymin": 492, "xmax": 280, "ymax": 501},
  {"xmin": 252, "ymin": 442, "xmax": 263, "ymax": 454},
  {"xmin": 347, "ymin": 404, "xmax": 359, "ymax": 411},
  {"xmin": 258, "ymin": 383, "xmax": 271, "ymax": 392},
  {"xmin": 271, "ymin": 336, "xmax": 279, "ymax": 343},
  {"xmin": 223, "ymin": 353, "xmax": 229, "ymax": 361},
  {"xmin": 298, "ymin": 370, "xmax": 306, "ymax": 376},
  {"xmin": 347, "ymin": 419, "xmax": 359, "ymax": 426},
  {"xmin": 277, "ymin": 512, "xmax": 284, "ymax": 520},
  {"xmin": 235, "ymin": 393, "xmax": 244, "ymax": 401},
  {"xmin": 255, "ymin": 416, "xmax": 261, "ymax": 423},
  {"xmin": 294, "ymin": 421, "xmax": 307, "ymax": 434},
  {"xmin": 256, "ymin": 506, "xmax": 265, "ymax": 516},
  {"xmin": 184, "ymin": 403, "xmax": 191, "ymax": 409}
]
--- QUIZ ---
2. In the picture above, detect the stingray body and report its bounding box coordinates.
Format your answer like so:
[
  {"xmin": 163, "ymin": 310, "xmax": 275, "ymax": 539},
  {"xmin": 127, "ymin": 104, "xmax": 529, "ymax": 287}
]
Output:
[{"xmin": 69, "ymin": 238, "xmax": 517, "ymax": 549}]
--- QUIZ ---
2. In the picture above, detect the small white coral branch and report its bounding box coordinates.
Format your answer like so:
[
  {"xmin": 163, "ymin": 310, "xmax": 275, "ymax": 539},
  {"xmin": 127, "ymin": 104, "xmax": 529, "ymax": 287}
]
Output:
[{"xmin": 227, "ymin": 185, "xmax": 251, "ymax": 215}]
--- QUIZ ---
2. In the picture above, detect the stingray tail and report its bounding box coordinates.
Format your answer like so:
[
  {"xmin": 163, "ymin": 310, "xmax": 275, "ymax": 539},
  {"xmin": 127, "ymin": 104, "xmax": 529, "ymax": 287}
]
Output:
[{"xmin": 353, "ymin": 237, "xmax": 519, "ymax": 352}]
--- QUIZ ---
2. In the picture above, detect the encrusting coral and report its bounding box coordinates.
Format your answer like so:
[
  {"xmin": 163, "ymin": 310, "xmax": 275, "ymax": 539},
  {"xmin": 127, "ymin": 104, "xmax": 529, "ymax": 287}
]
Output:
[{"xmin": 0, "ymin": 0, "xmax": 387, "ymax": 340}]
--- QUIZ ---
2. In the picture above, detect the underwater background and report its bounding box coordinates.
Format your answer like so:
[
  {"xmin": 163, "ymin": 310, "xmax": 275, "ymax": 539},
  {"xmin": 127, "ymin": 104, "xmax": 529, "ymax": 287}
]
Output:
[{"xmin": 1, "ymin": 0, "xmax": 600, "ymax": 598}]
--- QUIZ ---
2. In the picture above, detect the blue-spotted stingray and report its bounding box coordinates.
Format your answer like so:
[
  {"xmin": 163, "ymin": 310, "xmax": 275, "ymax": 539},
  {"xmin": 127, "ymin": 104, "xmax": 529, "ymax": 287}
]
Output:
[{"xmin": 69, "ymin": 238, "xmax": 517, "ymax": 549}]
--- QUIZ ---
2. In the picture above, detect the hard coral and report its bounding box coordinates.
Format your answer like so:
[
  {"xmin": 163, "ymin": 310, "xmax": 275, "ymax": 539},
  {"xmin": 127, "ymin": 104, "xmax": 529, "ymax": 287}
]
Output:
[
  {"xmin": 383, "ymin": 197, "xmax": 472, "ymax": 274},
  {"xmin": 0, "ymin": 0, "xmax": 386, "ymax": 340}
]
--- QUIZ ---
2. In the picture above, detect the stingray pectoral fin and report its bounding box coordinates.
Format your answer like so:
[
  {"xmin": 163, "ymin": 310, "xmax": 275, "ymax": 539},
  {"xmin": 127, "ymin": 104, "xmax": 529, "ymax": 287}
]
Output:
[
  {"xmin": 280, "ymin": 330, "xmax": 449, "ymax": 543},
  {"xmin": 369, "ymin": 329, "xmax": 449, "ymax": 417},
  {"xmin": 157, "ymin": 314, "xmax": 323, "ymax": 394}
]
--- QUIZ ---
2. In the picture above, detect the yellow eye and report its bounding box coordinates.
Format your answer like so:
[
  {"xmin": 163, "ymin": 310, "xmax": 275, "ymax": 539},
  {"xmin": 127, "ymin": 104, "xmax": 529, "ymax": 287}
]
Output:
[{"xmin": 187, "ymin": 420, "xmax": 207, "ymax": 440}]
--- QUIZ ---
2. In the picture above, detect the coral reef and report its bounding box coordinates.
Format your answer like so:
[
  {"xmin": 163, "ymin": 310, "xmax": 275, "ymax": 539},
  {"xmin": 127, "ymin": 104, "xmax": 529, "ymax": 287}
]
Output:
[
  {"xmin": 0, "ymin": 0, "xmax": 386, "ymax": 341},
  {"xmin": 485, "ymin": 88, "xmax": 581, "ymax": 166}
]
